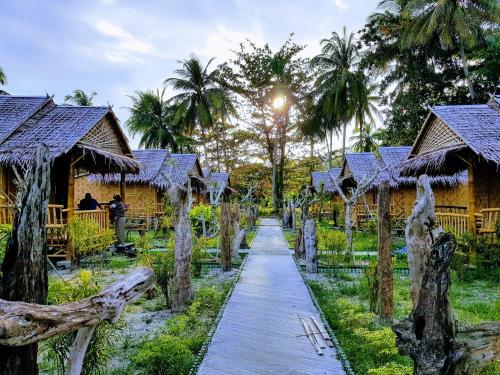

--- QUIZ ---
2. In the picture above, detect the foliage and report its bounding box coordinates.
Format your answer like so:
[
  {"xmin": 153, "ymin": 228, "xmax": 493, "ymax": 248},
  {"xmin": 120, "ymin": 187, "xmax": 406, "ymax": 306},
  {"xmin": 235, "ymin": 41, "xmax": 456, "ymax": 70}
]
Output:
[
  {"xmin": 317, "ymin": 229, "xmax": 346, "ymax": 265},
  {"xmin": 134, "ymin": 231, "xmax": 156, "ymax": 251},
  {"xmin": 140, "ymin": 250, "xmax": 175, "ymax": 308},
  {"xmin": 367, "ymin": 362, "xmax": 412, "ymax": 375},
  {"xmin": 42, "ymin": 271, "xmax": 121, "ymax": 375},
  {"xmin": 64, "ymin": 89, "xmax": 97, "ymax": 106},
  {"xmin": 452, "ymin": 232, "xmax": 499, "ymax": 281},
  {"xmin": 0, "ymin": 224, "xmax": 12, "ymax": 266},
  {"xmin": 126, "ymin": 89, "xmax": 184, "ymax": 152},
  {"xmin": 363, "ymin": 260, "xmax": 379, "ymax": 313},
  {"xmin": 67, "ymin": 218, "xmax": 115, "ymax": 257},
  {"xmin": 132, "ymin": 335, "xmax": 194, "ymax": 375},
  {"xmin": 190, "ymin": 204, "xmax": 216, "ymax": 236},
  {"xmin": 192, "ymin": 236, "xmax": 213, "ymax": 277},
  {"xmin": 258, "ymin": 206, "xmax": 274, "ymax": 217}
]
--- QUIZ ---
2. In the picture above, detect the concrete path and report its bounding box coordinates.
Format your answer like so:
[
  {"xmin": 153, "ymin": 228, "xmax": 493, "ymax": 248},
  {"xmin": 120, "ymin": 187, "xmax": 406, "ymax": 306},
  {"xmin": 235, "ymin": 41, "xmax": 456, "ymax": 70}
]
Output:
[{"xmin": 198, "ymin": 218, "xmax": 345, "ymax": 375}]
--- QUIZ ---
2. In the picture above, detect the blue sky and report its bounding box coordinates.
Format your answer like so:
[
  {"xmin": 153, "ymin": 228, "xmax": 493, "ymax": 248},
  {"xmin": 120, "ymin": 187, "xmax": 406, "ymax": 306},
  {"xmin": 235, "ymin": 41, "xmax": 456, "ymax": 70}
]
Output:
[{"xmin": 1, "ymin": 0, "xmax": 379, "ymax": 149}]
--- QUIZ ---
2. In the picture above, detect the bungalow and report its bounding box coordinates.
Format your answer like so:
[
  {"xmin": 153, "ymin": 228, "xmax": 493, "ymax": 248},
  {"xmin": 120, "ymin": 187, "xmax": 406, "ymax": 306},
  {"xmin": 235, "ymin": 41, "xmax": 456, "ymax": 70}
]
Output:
[
  {"xmin": 310, "ymin": 167, "xmax": 343, "ymax": 220},
  {"xmin": 202, "ymin": 169, "xmax": 232, "ymax": 203},
  {"xmin": 76, "ymin": 149, "xmax": 204, "ymax": 222},
  {"xmin": 339, "ymin": 147, "xmax": 467, "ymax": 229},
  {"xmin": 403, "ymin": 95, "xmax": 500, "ymax": 236},
  {"xmin": 0, "ymin": 95, "xmax": 140, "ymax": 258}
]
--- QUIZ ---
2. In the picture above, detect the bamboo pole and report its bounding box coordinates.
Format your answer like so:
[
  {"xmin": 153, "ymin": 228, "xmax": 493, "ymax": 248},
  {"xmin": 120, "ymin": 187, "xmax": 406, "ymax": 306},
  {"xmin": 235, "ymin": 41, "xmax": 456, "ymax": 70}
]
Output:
[
  {"xmin": 467, "ymin": 164, "xmax": 476, "ymax": 233},
  {"xmin": 120, "ymin": 172, "xmax": 126, "ymax": 202},
  {"xmin": 66, "ymin": 153, "xmax": 75, "ymax": 261}
]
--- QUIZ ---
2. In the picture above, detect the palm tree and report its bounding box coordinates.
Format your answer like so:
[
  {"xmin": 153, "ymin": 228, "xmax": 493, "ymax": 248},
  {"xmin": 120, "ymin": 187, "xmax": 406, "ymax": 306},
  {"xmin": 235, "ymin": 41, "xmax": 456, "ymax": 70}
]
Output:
[
  {"xmin": 403, "ymin": 0, "xmax": 495, "ymax": 99},
  {"xmin": 349, "ymin": 123, "xmax": 380, "ymax": 152},
  {"xmin": 126, "ymin": 89, "xmax": 181, "ymax": 152},
  {"xmin": 64, "ymin": 89, "xmax": 97, "ymax": 106},
  {"xmin": 311, "ymin": 27, "xmax": 367, "ymax": 161},
  {"xmin": 352, "ymin": 80, "xmax": 381, "ymax": 150},
  {"xmin": 0, "ymin": 67, "xmax": 7, "ymax": 95}
]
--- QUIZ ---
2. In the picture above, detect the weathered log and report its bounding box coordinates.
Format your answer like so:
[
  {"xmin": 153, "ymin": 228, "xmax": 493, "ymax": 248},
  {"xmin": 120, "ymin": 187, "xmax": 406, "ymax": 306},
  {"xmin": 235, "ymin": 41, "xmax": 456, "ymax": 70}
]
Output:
[
  {"xmin": 290, "ymin": 200, "xmax": 296, "ymax": 231},
  {"xmin": 405, "ymin": 175, "xmax": 442, "ymax": 306},
  {"xmin": 377, "ymin": 181, "xmax": 393, "ymax": 322},
  {"xmin": 0, "ymin": 268, "xmax": 154, "ymax": 346},
  {"xmin": 169, "ymin": 186, "xmax": 194, "ymax": 312},
  {"xmin": 0, "ymin": 145, "xmax": 51, "ymax": 375},
  {"xmin": 393, "ymin": 175, "xmax": 500, "ymax": 374},
  {"xmin": 282, "ymin": 202, "xmax": 290, "ymax": 228},
  {"xmin": 304, "ymin": 219, "xmax": 318, "ymax": 273},
  {"xmin": 220, "ymin": 203, "xmax": 231, "ymax": 272},
  {"xmin": 295, "ymin": 227, "xmax": 304, "ymax": 259}
]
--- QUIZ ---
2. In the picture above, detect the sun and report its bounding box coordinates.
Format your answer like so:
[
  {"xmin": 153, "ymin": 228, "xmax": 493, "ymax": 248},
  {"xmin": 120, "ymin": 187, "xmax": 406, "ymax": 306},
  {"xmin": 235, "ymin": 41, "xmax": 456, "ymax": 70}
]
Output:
[{"xmin": 272, "ymin": 96, "xmax": 285, "ymax": 110}]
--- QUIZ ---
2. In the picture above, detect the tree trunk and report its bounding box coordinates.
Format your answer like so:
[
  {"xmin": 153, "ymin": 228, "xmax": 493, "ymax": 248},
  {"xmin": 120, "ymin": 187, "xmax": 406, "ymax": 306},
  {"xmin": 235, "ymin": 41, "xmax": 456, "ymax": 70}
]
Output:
[
  {"xmin": 304, "ymin": 219, "xmax": 318, "ymax": 273},
  {"xmin": 170, "ymin": 188, "xmax": 193, "ymax": 312},
  {"xmin": 294, "ymin": 227, "xmax": 304, "ymax": 258},
  {"xmin": 0, "ymin": 145, "xmax": 51, "ymax": 375},
  {"xmin": 290, "ymin": 201, "xmax": 296, "ymax": 231},
  {"xmin": 405, "ymin": 175, "xmax": 442, "ymax": 306},
  {"xmin": 341, "ymin": 122, "xmax": 347, "ymax": 162},
  {"xmin": 345, "ymin": 203, "xmax": 353, "ymax": 260},
  {"xmin": 377, "ymin": 181, "xmax": 393, "ymax": 323},
  {"xmin": 272, "ymin": 145, "xmax": 278, "ymax": 213},
  {"xmin": 282, "ymin": 201, "xmax": 289, "ymax": 228},
  {"xmin": 231, "ymin": 204, "xmax": 245, "ymax": 257},
  {"xmin": 459, "ymin": 40, "xmax": 475, "ymax": 100},
  {"xmin": 220, "ymin": 203, "xmax": 231, "ymax": 271}
]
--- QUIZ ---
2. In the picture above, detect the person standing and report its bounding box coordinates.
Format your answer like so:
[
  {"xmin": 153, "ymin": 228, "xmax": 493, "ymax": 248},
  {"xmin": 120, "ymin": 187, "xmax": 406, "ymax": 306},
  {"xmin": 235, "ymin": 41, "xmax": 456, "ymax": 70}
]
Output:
[{"xmin": 109, "ymin": 194, "xmax": 127, "ymax": 245}]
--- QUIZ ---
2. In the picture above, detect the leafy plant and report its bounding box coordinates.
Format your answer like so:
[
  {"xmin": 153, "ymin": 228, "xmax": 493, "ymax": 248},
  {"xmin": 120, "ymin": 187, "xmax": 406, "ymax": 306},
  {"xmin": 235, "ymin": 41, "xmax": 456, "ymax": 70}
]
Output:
[
  {"xmin": 140, "ymin": 250, "xmax": 175, "ymax": 308},
  {"xmin": 67, "ymin": 218, "xmax": 115, "ymax": 257},
  {"xmin": 0, "ymin": 224, "xmax": 12, "ymax": 266},
  {"xmin": 192, "ymin": 236, "xmax": 213, "ymax": 277},
  {"xmin": 134, "ymin": 231, "xmax": 156, "ymax": 251},
  {"xmin": 42, "ymin": 271, "xmax": 121, "ymax": 375},
  {"xmin": 367, "ymin": 362, "xmax": 412, "ymax": 375},
  {"xmin": 132, "ymin": 335, "xmax": 194, "ymax": 375}
]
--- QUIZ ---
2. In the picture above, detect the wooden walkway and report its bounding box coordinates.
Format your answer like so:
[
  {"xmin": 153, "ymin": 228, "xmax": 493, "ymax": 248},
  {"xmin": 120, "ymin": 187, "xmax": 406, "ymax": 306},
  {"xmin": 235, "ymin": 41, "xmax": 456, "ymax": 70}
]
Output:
[{"xmin": 198, "ymin": 218, "xmax": 345, "ymax": 375}]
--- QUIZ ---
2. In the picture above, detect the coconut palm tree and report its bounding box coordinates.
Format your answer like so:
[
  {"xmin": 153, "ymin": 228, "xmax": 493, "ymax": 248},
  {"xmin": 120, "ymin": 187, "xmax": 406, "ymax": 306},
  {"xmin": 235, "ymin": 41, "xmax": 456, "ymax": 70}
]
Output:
[
  {"xmin": 352, "ymin": 80, "xmax": 381, "ymax": 150},
  {"xmin": 311, "ymin": 27, "xmax": 368, "ymax": 161},
  {"xmin": 349, "ymin": 123, "xmax": 380, "ymax": 152},
  {"xmin": 403, "ymin": 0, "xmax": 496, "ymax": 100},
  {"xmin": 126, "ymin": 89, "xmax": 182, "ymax": 152},
  {"xmin": 0, "ymin": 68, "xmax": 7, "ymax": 95},
  {"xmin": 64, "ymin": 89, "xmax": 97, "ymax": 106}
]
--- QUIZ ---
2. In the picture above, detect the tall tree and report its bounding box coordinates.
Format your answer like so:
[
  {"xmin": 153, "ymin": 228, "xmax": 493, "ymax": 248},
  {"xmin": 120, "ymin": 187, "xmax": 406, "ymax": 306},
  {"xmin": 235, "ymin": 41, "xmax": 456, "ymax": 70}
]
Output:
[
  {"xmin": 310, "ymin": 27, "xmax": 370, "ymax": 161},
  {"xmin": 126, "ymin": 89, "xmax": 182, "ymax": 152},
  {"xmin": 164, "ymin": 55, "xmax": 222, "ymax": 160},
  {"xmin": 403, "ymin": 0, "xmax": 495, "ymax": 100},
  {"xmin": 349, "ymin": 123, "xmax": 380, "ymax": 152},
  {"xmin": 64, "ymin": 89, "xmax": 97, "ymax": 106}
]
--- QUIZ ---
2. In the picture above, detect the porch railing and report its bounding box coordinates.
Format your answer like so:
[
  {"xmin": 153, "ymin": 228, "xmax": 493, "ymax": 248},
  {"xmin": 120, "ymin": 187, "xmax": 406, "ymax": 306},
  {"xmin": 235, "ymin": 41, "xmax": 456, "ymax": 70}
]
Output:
[
  {"xmin": 479, "ymin": 208, "xmax": 500, "ymax": 234},
  {"xmin": 74, "ymin": 209, "xmax": 109, "ymax": 231},
  {"xmin": 435, "ymin": 212, "xmax": 469, "ymax": 236}
]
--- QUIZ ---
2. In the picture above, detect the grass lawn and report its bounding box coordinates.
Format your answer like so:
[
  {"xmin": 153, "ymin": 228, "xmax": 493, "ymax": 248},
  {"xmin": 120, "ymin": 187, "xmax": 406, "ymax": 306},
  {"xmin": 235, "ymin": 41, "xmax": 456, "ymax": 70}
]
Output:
[{"xmin": 308, "ymin": 273, "xmax": 499, "ymax": 374}]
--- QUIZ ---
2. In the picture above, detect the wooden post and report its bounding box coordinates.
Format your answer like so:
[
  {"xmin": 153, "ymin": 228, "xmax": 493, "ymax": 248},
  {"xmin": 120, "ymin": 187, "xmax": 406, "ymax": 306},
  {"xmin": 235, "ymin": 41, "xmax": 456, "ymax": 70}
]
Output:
[
  {"xmin": 467, "ymin": 164, "xmax": 476, "ymax": 233},
  {"xmin": 304, "ymin": 219, "xmax": 318, "ymax": 273},
  {"xmin": 0, "ymin": 145, "xmax": 51, "ymax": 375},
  {"xmin": 377, "ymin": 181, "xmax": 393, "ymax": 323},
  {"xmin": 220, "ymin": 203, "xmax": 231, "ymax": 271},
  {"xmin": 120, "ymin": 172, "xmax": 126, "ymax": 203},
  {"xmin": 66, "ymin": 153, "xmax": 75, "ymax": 261}
]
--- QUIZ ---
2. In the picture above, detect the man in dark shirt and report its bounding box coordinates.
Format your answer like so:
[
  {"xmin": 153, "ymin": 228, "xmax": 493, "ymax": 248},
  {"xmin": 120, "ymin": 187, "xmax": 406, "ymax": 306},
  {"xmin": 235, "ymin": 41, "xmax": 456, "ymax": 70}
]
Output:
[
  {"xmin": 110, "ymin": 194, "xmax": 127, "ymax": 245},
  {"xmin": 79, "ymin": 193, "xmax": 99, "ymax": 210}
]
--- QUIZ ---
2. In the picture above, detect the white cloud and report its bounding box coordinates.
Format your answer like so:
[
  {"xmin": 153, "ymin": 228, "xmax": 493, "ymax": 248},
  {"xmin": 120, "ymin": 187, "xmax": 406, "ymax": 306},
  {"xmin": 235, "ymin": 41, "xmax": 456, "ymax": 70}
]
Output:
[
  {"xmin": 334, "ymin": 0, "xmax": 348, "ymax": 10},
  {"xmin": 199, "ymin": 23, "xmax": 265, "ymax": 61}
]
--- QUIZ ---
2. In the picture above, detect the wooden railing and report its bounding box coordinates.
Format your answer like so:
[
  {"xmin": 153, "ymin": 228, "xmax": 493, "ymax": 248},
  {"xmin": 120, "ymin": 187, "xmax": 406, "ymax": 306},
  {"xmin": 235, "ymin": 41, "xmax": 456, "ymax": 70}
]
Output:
[
  {"xmin": 127, "ymin": 203, "xmax": 164, "ymax": 220},
  {"xmin": 0, "ymin": 204, "xmax": 14, "ymax": 225},
  {"xmin": 479, "ymin": 208, "xmax": 500, "ymax": 234},
  {"xmin": 74, "ymin": 209, "xmax": 109, "ymax": 231},
  {"xmin": 436, "ymin": 212, "xmax": 469, "ymax": 236}
]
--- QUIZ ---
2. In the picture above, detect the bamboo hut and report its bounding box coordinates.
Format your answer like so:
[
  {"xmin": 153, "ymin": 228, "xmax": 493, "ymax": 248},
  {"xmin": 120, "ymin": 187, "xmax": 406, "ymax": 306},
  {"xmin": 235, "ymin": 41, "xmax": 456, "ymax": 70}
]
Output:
[
  {"xmin": 402, "ymin": 95, "xmax": 500, "ymax": 237},
  {"xmin": 310, "ymin": 167, "xmax": 342, "ymax": 219},
  {"xmin": 78, "ymin": 150, "xmax": 204, "ymax": 224},
  {"xmin": 0, "ymin": 95, "xmax": 140, "ymax": 258},
  {"xmin": 201, "ymin": 169, "xmax": 232, "ymax": 203},
  {"xmin": 339, "ymin": 148, "xmax": 466, "ymax": 229}
]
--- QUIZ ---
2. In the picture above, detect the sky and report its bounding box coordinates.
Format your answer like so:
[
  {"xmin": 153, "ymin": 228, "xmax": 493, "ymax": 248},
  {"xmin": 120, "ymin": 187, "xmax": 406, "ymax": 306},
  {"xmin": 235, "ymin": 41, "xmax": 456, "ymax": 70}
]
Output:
[{"xmin": 0, "ymin": 0, "xmax": 380, "ymax": 150}]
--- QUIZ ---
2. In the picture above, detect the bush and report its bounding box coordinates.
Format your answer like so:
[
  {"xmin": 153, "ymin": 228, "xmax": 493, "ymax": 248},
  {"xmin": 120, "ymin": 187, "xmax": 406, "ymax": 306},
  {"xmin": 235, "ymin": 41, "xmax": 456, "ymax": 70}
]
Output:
[
  {"xmin": 367, "ymin": 362, "xmax": 412, "ymax": 375},
  {"xmin": 43, "ymin": 271, "xmax": 120, "ymax": 375},
  {"xmin": 192, "ymin": 236, "xmax": 213, "ymax": 277},
  {"xmin": 453, "ymin": 232, "xmax": 499, "ymax": 281},
  {"xmin": 133, "ymin": 335, "xmax": 194, "ymax": 375},
  {"xmin": 190, "ymin": 204, "xmax": 216, "ymax": 236},
  {"xmin": 0, "ymin": 224, "xmax": 12, "ymax": 266},
  {"xmin": 67, "ymin": 218, "xmax": 115, "ymax": 257},
  {"xmin": 134, "ymin": 231, "xmax": 155, "ymax": 251},
  {"xmin": 139, "ymin": 250, "xmax": 174, "ymax": 308},
  {"xmin": 258, "ymin": 206, "xmax": 274, "ymax": 217}
]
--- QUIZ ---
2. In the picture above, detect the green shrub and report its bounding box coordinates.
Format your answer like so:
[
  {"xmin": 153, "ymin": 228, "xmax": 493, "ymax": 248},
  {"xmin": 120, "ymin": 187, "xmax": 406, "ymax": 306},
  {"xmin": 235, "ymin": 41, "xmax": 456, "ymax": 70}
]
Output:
[
  {"xmin": 133, "ymin": 335, "xmax": 194, "ymax": 375},
  {"xmin": 0, "ymin": 224, "xmax": 12, "ymax": 266},
  {"xmin": 318, "ymin": 229, "xmax": 346, "ymax": 266},
  {"xmin": 140, "ymin": 250, "xmax": 174, "ymax": 308},
  {"xmin": 190, "ymin": 204, "xmax": 216, "ymax": 236},
  {"xmin": 67, "ymin": 218, "xmax": 115, "ymax": 257},
  {"xmin": 258, "ymin": 206, "xmax": 274, "ymax": 217},
  {"xmin": 367, "ymin": 362, "xmax": 412, "ymax": 375},
  {"xmin": 188, "ymin": 286, "xmax": 226, "ymax": 319},
  {"xmin": 134, "ymin": 231, "xmax": 155, "ymax": 251},
  {"xmin": 363, "ymin": 218, "xmax": 377, "ymax": 235},
  {"xmin": 43, "ymin": 271, "xmax": 120, "ymax": 375},
  {"xmin": 192, "ymin": 236, "xmax": 213, "ymax": 277}
]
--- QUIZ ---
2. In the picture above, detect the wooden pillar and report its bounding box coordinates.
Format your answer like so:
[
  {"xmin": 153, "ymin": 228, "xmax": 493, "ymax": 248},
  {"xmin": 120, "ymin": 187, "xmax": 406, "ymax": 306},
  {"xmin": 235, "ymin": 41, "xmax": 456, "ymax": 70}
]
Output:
[
  {"xmin": 66, "ymin": 154, "xmax": 75, "ymax": 261},
  {"xmin": 304, "ymin": 219, "xmax": 318, "ymax": 273},
  {"xmin": 377, "ymin": 181, "xmax": 393, "ymax": 323},
  {"xmin": 467, "ymin": 164, "xmax": 476, "ymax": 233},
  {"xmin": 220, "ymin": 203, "xmax": 231, "ymax": 271},
  {"xmin": 120, "ymin": 172, "xmax": 126, "ymax": 202}
]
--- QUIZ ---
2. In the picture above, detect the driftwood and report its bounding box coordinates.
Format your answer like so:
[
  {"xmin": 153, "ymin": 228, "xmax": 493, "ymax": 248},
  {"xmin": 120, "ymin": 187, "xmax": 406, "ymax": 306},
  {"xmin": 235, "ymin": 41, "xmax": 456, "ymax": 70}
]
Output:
[
  {"xmin": 220, "ymin": 203, "xmax": 231, "ymax": 271},
  {"xmin": 0, "ymin": 145, "xmax": 51, "ymax": 375},
  {"xmin": 377, "ymin": 180, "xmax": 393, "ymax": 322},
  {"xmin": 393, "ymin": 175, "xmax": 500, "ymax": 374},
  {"xmin": 304, "ymin": 219, "xmax": 318, "ymax": 273},
  {"xmin": 231, "ymin": 204, "xmax": 246, "ymax": 256},
  {"xmin": 0, "ymin": 268, "xmax": 154, "ymax": 375}
]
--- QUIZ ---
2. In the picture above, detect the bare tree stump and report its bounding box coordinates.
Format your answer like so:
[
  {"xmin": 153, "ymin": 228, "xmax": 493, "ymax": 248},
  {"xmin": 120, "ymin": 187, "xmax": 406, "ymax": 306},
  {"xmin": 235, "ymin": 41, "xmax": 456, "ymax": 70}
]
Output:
[
  {"xmin": 170, "ymin": 187, "xmax": 193, "ymax": 312},
  {"xmin": 0, "ymin": 145, "xmax": 51, "ymax": 375},
  {"xmin": 304, "ymin": 219, "xmax": 318, "ymax": 273},
  {"xmin": 290, "ymin": 200, "xmax": 296, "ymax": 230},
  {"xmin": 294, "ymin": 227, "xmax": 304, "ymax": 259},
  {"xmin": 231, "ymin": 204, "xmax": 246, "ymax": 256},
  {"xmin": 220, "ymin": 203, "xmax": 231, "ymax": 272},
  {"xmin": 377, "ymin": 181, "xmax": 393, "ymax": 322},
  {"xmin": 393, "ymin": 175, "xmax": 500, "ymax": 374}
]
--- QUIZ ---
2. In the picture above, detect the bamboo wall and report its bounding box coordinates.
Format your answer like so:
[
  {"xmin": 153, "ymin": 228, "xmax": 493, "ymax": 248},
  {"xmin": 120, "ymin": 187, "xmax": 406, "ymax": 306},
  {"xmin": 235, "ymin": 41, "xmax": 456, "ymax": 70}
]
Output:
[{"xmin": 474, "ymin": 163, "xmax": 500, "ymax": 210}]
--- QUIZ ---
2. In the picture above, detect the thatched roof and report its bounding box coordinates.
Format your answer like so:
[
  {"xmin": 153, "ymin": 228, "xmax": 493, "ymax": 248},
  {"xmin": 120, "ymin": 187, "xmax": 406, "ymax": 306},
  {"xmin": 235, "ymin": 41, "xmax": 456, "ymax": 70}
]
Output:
[
  {"xmin": 403, "ymin": 99, "xmax": 500, "ymax": 175},
  {"xmin": 204, "ymin": 171, "xmax": 231, "ymax": 197},
  {"xmin": 341, "ymin": 147, "xmax": 466, "ymax": 189},
  {"xmin": 311, "ymin": 167, "xmax": 341, "ymax": 193},
  {"xmin": 0, "ymin": 95, "xmax": 139, "ymax": 173},
  {"xmin": 89, "ymin": 150, "xmax": 202, "ymax": 190}
]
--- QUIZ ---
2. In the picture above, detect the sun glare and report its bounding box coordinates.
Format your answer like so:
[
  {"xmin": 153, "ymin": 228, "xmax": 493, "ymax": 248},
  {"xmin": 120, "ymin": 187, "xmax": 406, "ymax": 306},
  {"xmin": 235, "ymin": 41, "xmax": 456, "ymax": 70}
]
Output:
[{"xmin": 272, "ymin": 96, "xmax": 285, "ymax": 110}]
